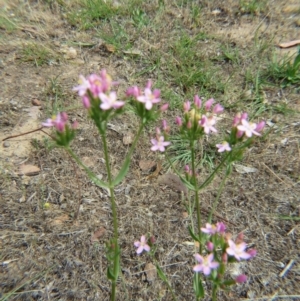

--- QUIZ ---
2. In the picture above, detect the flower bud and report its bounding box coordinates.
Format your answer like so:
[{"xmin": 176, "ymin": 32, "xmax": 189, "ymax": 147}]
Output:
[
  {"xmin": 82, "ymin": 96, "xmax": 91, "ymax": 109},
  {"xmin": 204, "ymin": 98, "xmax": 214, "ymax": 111},
  {"xmin": 236, "ymin": 274, "xmax": 247, "ymax": 284},
  {"xmin": 247, "ymin": 249, "xmax": 257, "ymax": 258},
  {"xmin": 175, "ymin": 116, "xmax": 182, "ymax": 126},
  {"xmin": 194, "ymin": 95, "xmax": 202, "ymax": 108},
  {"xmin": 160, "ymin": 103, "xmax": 169, "ymax": 112},
  {"xmin": 183, "ymin": 101, "xmax": 191, "ymax": 112},
  {"xmin": 255, "ymin": 121, "xmax": 265, "ymax": 132},
  {"xmin": 236, "ymin": 232, "xmax": 244, "ymax": 244},
  {"xmin": 206, "ymin": 241, "xmax": 214, "ymax": 252},
  {"xmin": 213, "ymin": 103, "xmax": 224, "ymax": 114}
]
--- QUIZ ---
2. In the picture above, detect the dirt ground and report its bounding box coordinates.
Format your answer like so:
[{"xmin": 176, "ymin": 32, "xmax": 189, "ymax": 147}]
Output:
[{"xmin": 0, "ymin": 0, "xmax": 300, "ymax": 300}]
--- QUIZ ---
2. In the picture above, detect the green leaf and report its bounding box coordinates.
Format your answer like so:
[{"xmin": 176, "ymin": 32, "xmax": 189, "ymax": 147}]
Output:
[
  {"xmin": 156, "ymin": 265, "xmax": 168, "ymax": 282},
  {"xmin": 193, "ymin": 273, "xmax": 204, "ymax": 298},
  {"xmin": 293, "ymin": 52, "xmax": 300, "ymax": 70},
  {"xmin": 188, "ymin": 226, "xmax": 200, "ymax": 242},
  {"xmin": 112, "ymin": 157, "xmax": 130, "ymax": 186},
  {"xmin": 67, "ymin": 148, "xmax": 109, "ymax": 189},
  {"xmin": 107, "ymin": 266, "xmax": 115, "ymax": 281},
  {"xmin": 222, "ymin": 279, "xmax": 236, "ymax": 286}
]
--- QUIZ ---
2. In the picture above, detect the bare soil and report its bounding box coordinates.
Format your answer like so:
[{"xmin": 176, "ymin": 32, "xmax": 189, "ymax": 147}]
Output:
[{"xmin": 0, "ymin": 1, "xmax": 299, "ymax": 300}]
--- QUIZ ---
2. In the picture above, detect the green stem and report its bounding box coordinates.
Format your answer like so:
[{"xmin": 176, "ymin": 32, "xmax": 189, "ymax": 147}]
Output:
[
  {"xmin": 190, "ymin": 140, "xmax": 201, "ymax": 253},
  {"xmin": 212, "ymin": 285, "xmax": 218, "ymax": 301},
  {"xmin": 99, "ymin": 131, "xmax": 119, "ymax": 301},
  {"xmin": 208, "ymin": 173, "xmax": 228, "ymax": 223}
]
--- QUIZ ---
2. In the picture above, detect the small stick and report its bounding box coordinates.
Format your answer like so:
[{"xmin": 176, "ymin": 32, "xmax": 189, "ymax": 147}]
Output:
[
  {"xmin": 279, "ymin": 259, "xmax": 295, "ymax": 277},
  {"xmin": 2, "ymin": 127, "xmax": 44, "ymax": 141}
]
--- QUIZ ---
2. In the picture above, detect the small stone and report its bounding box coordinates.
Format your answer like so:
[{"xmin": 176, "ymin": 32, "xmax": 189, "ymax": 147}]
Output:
[
  {"xmin": 18, "ymin": 164, "xmax": 40, "ymax": 176},
  {"xmin": 3, "ymin": 141, "xmax": 10, "ymax": 148}
]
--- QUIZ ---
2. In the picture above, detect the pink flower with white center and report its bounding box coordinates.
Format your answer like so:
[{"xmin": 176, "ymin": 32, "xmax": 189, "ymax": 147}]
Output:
[
  {"xmin": 99, "ymin": 92, "xmax": 125, "ymax": 110},
  {"xmin": 99, "ymin": 69, "xmax": 114, "ymax": 92},
  {"xmin": 194, "ymin": 95, "xmax": 202, "ymax": 108},
  {"xmin": 201, "ymin": 223, "xmax": 218, "ymax": 235},
  {"xmin": 137, "ymin": 85, "xmax": 161, "ymax": 110},
  {"xmin": 216, "ymin": 141, "xmax": 231, "ymax": 152},
  {"xmin": 200, "ymin": 115, "xmax": 217, "ymax": 134},
  {"xmin": 193, "ymin": 253, "xmax": 219, "ymax": 275},
  {"xmin": 205, "ymin": 98, "xmax": 214, "ymax": 111},
  {"xmin": 73, "ymin": 75, "xmax": 91, "ymax": 97},
  {"xmin": 237, "ymin": 119, "xmax": 260, "ymax": 137},
  {"xmin": 42, "ymin": 112, "xmax": 68, "ymax": 132},
  {"xmin": 213, "ymin": 103, "xmax": 224, "ymax": 114},
  {"xmin": 151, "ymin": 136, "xmax": 171, "ymax": 152},
  {"xmin": 226, "ymin": 240, "xmax": 252, "ymax": 261},
  {"xmin": 134, "ymin": 235, "xmax": 150, "ymax": 254}
]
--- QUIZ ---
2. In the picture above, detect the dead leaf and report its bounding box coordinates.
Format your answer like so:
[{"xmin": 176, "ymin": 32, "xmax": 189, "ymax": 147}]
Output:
[
  {"xmin": 91, "ymin": 227, "xmax": 106, "ymax": 243},
  {"xmin": 234, "ymin": 164, "xmax": 258, "ymax": 174},
  {"xmin": 147, "ymin": 162, "xmax": 162, "ymax": 179},
  {"xmin": 123, "ymin": 132, "xmax": 133, "ymax": 145},
  {"xmin": 157, "ymin": 173, "xmax": 187, "ymax": 194},
  {"xmin": 19, "ymin": 195, "xmax": 26, "ymax": 203},
  {"xmin": 18, "ymin": 164, "xmax": 40, "ymax": 176},
  {"xmin": 182, "ymin": 212, "xmax": 189, "ymax": 218},
  {"xmin": 51, "ymin": 214, "xmax": 69, "ymax": 226},
  {"xmin": 31, "ymin": 99, "xmax": 41, "ymax": 106},
  {"xmin": 104, "ymin": 44, "xmax": 116, "ymax": 53},
  {"xmin": 278, "ymin": 40, "xmax": 300, "ymax": 49},
  {"xmin": 139, "ymin": 160, "xmax": 156, "ymax": 171},
  {"xmin": 82, "ymin": 157, "xmax": 94, "ymax": 168},
  {"xmin": 123, "ymin": 49, "xmax": 143, "ymax": 56},
  {"xmin": 144, "ymin": 262, "xmax": 157, "ymax": 282}
]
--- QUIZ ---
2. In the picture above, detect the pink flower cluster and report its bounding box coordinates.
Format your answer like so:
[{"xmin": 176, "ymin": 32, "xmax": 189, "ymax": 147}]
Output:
[
  {"xmin": 151, "ymin": 126, "xmax": 171, "ymax": 152},
  {"xmin": 176, "ymin": 95, "xmax": 224, "ymax": 135},
  {"xmin": 42, "ymin": 112, "xmax": 77, "ymax": 132},
  {"xmin": 73, "ymin": 70, "xmax": 124, "ymax": 110},
  {"xmin": 192, "ymin": 222, "xmax": 256, "ymax": 284},
  {"xmin": 233, "ymin": 112, "xmax": 265, "ymax": 138},
  {"xmin": 126, "ymin": 80, "xmax": 162, "ymax": 111}
]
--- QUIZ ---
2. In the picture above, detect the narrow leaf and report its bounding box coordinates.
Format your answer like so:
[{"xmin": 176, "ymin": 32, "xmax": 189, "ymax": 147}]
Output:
[
  {"xmin": 193, "ymin": 273, "xmax": 204, "ymax": 298},
  {"xmin": 107, "ymin": 266, "xmax": 115, "ymax": 281},
  {"xmin": 188, "ymin": 226, "xmax": 200, "ymax": 242},
  {"xmin": 156, "ymin": 265, "xmax": 168, "ymax": 282},
  {"xmin": 113, "ymin": 157, "xmax": 130, "ymax": 186}
]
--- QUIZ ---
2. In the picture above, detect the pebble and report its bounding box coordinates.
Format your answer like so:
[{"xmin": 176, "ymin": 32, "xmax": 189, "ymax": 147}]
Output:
[{"xmin": 3, "ymin": 142, "xmax": 10, "ymax": 148}]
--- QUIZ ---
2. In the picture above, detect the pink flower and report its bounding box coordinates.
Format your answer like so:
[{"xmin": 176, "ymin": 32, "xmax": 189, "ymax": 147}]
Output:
[
  {"xmin": 236, "ymin": 274, "xmax": 247, "ymax": 284},
  {"xmin": 213, "ymin": 103, "xmax": 224, "ymax": 114},
  {"xmin": 204, "ymin": 98, "xmax": 214, "ymax": 111},
  {"xmin": 126, "ymin": 86, "xmax": 140, "ymax": 98},
  {"xmin": 194, "ymin": 95, "xmax": 202, "ymax": 108},
  {"xmin": 73, "ymin": 75, "xmax": 91, "ymax": 97},
  {"xmin": 162, "ymin": 120, "xmax": 170, "ymax": 132},
  {"xmin": 99, "ymin": 92, "xmax": 125, "ymax": 110},
  {"xmin": 226, "ymin": 240, "xmax": 252, "ymax": 261},
  {"xmin": 237, "ymin": 119, "xmax": 260, "ymax": 137},
  {"xmin": 200, "ymin": 115, "xmax": 217, "ymax": 134},
  {"xmin": 137, "ymin": 84, "xmax": 161, "ymax": 110},
  {"xmin": 42, "ymin": 112, "xmax": 68, "ymax": 132},
  {"xmin": 247, "ymin": 249, "xmax": 257, "ymax": 258},
  {"xmin": 134, "ymin": 235, "xmax": 150, "ymax": 254},
  {"xmin": 193, "ymin": 253, "xmax": 219, "ymax": 275},
  {"xmin": 151, "ymin": 136, "xmax": 171, "ymax": 152},
  {"xmin": 216, "ymin": 141, "xmax": 231, "ymax": 152},
  {"xmin": 201, "ymin": 222, "xmax": 226, "ymax": 235}
]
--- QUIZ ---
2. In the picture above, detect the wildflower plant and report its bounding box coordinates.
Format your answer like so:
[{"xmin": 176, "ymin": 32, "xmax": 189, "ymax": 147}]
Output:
[{"xmin": 43, "ymin": 69, "xmax": 265, "ymax": 300}]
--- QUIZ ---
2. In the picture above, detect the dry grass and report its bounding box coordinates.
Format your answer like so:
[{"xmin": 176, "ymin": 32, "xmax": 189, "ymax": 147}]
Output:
[{"xmin": 1, "ymin": 0, "xmax": 300, "ymax": 300}]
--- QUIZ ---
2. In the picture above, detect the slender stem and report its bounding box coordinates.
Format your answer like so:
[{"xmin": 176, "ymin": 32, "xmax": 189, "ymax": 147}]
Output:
[
  {"xmin": 99, "ymin": 131, "xmax": 119, "ymax": 301},
  {"xmin": 208, "ymin": 173, "xmax": 228, "ymax": 223},
  {"xmin": 190, "ymin": 140, "xmax": 201, "ymax": 253},
  {"xmin": 212, "ymin": 285, "xmax": 218, "ymax": 301}
]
